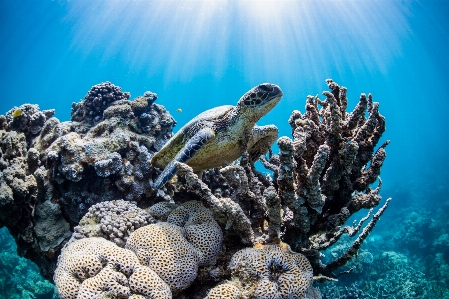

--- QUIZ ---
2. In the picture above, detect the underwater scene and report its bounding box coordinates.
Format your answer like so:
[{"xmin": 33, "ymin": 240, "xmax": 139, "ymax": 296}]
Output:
[{"xmin": 0, "ymin": 1, "xmax": 448, "ymax": 298}]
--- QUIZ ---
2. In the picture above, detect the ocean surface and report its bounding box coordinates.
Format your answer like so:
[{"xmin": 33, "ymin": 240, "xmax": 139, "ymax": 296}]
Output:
[{"xmin": 1, "ymin": 1, "xmax": 448, "ymax": 298}]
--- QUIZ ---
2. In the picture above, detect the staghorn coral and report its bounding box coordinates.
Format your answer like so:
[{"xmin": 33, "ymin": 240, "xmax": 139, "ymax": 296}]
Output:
[
  {"xmin": 54, "ymin": 237, "xmax": 171, "ymax": 299},
  {"xmin": 182, "ymin": 79, "xmax": 391, "ymax": 278}
]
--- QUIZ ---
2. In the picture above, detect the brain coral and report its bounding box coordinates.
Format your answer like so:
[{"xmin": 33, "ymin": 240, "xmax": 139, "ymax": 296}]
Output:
[
  {"xmin": 73, "ymin": 199, "xmax": 155, "ymax": 247},
  {"xmin": 54, "ymin": 237, "xmax": 171, "ymax": 299},
  {"xmin": 125, "ymin": 222, "xmax": 202, "ymax": 293},
  {"xmin": 205, "ymin": 283, "xmax": 242, "ymax": 299},
  {"xmin": 146, "ymin": 202, "xmax": 178, "ymax": 221},
  {"xmin": 167, "ymin": 201, "xmax": 223, "ymax": 266},
  {"xmin": 229, "ymin": 242, "xmax": 314, "ymax": 299}
]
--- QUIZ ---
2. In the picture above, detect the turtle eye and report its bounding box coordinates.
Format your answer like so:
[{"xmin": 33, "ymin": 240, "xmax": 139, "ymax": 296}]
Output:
[{"xmin": 258, "ymin": 84, "xmax": 272, "ymax": 92}]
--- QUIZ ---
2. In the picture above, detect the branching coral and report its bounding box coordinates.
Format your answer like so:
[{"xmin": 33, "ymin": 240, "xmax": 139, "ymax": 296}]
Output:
[{"xmin": 182, "ymin": 79, "xmax": 390, "ymax": 279}]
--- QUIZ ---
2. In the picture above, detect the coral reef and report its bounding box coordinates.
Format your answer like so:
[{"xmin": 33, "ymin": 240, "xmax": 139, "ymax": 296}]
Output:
[
  {"xmin": 55, "ymin": 200, "xmax": 223, "ymax": 296},
  {"xmin": 319, "ymin": 250, "xmax": 449, "ymax": 299},
  {"xmin": 0, "ymin": 79, "xmax": 391, "ymax": 298},
  {"xmin": 171, "ymin": 79, "xmax": 390, "ymax": 278}
]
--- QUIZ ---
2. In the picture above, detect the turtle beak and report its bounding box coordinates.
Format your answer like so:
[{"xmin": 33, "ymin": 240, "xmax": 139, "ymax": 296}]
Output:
[{"xmin": 271, "ymin": 84, "xmax": 283, "ymax": 98}]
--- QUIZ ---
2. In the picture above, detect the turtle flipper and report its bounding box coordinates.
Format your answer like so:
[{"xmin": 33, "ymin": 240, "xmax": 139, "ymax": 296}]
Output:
[{"xmin": 152, "ymin": 128, "xmax": 216, "ymax": 189}]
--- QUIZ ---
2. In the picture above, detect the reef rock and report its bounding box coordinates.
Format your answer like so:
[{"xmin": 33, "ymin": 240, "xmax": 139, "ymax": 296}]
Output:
[{"xmin": 0, "ymin": 82, "xmax": 176, "ymax": 279}]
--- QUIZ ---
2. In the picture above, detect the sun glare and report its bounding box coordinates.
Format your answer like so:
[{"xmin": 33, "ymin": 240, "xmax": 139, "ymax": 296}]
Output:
[{"xmin": 65, "ymin": 1, "xmax": 411, "ymax": 85}]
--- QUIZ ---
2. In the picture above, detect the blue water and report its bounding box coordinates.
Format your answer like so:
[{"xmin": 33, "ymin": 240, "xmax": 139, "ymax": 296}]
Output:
[{"xmin": 1, "ymin": 1, "xmax": 448, "ymax": 298}]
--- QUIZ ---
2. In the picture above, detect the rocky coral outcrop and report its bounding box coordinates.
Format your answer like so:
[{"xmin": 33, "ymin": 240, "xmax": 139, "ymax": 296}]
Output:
[
  {"xmin": 0, "ymin": 82, "xmax": 176, "ymax": 280},
  {"xmin": 1, "ymin": 104, "xmax": 55, "ymax": 142}
]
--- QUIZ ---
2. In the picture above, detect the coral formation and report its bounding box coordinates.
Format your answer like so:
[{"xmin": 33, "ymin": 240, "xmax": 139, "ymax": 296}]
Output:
[
  {"xmin": 73, "ymin": 199, "xmax": 156, "ymax": 247},
  {"xmin": 54, "ymin": 237, "xmax": 171, "ymax": 299},
  {"xmin": 126, "ymin": 222, "xmax": 201, "ymax": 293},
  {"xmin": 34, "ymin": 199, "xmax": 72, "ymax": 252},
  {"xmin": 0, "ymin": 79, "xmax": 392, "ymax": 298},
  {"xmin": 166, "ymin": 201, "xmax": 223, "ymax": 266},
  {"xmin": 124, "ymin": 201, "xmax": 223, "ymax": 292},
  {"xmin": 228, "ymin": 242, "xmax": 315, "ymax": 298},
  {"xmin": 0, "ymin": 82, "xmax": 176, "ymax": 280},
  {"xmin": 204, "ymin": 283, "xmax": 242, "ymax": 299},
  {"xmin": 70, "ymin": 81, "xmax": 131, "ymax": 124},
  {"xmin": 174, "ymin": 79, "xmax": 390, "ymax": 278},
  {"xmin": 0, "ymin": 103, "xmax": 55, "ymax": 142},
  {"xmin": 58, "ymin": 200, "xmax": 223, "ymax": 296}
]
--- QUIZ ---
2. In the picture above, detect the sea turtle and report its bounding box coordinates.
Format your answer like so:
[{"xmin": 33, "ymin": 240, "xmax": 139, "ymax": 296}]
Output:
[{"xmin": 151, "ymin": 83, "xmax": 283, "ymax": 189}]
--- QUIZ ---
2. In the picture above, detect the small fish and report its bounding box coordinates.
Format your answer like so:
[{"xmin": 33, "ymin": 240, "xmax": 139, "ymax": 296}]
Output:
[
  {"xmin": 176, "ymin": 108, "xmax": 182, "ymax": 113},
  {"xmin": 12, "ymin": 109, "xmax": 22, "ymax": 117}
]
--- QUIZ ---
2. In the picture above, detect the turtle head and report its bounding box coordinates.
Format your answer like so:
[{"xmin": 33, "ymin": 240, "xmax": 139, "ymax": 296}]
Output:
[{"xmin": 237, "ymin": 83, "xmax": 283, "ymax": 121}]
